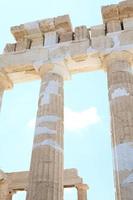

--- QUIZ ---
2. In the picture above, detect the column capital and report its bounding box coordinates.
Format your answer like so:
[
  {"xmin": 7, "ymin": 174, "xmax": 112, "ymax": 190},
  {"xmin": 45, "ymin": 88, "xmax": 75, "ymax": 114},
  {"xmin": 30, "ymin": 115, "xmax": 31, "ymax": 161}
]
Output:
[
  {"xmin": 102, "ymin": 51, "xmax": 133, "ymax": 70},
  {"xmin": 33, "ymin": 60, "xmax": 71, "ymax": 80},
  {"xmin": 0, "ymin": 70, "xmax": 13, "ymax": 90},
  {"xmin": 75, "ymin": 183, "xmax": 89, "ymax": 191}
]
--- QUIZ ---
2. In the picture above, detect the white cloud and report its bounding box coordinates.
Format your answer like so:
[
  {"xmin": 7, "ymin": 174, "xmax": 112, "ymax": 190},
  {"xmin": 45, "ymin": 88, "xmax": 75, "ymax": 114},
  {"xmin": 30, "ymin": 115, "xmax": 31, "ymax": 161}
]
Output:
[
  {"xmin": 28, "ymin": 107, "xmax": 101, "ymax": 131},
  {"xmin": 64, "ymin": 107, "xmax": 100, "ymax": 131},
  {"xmin": 28, "ymin": 118, "xmax": 36, "ymax": 129}
]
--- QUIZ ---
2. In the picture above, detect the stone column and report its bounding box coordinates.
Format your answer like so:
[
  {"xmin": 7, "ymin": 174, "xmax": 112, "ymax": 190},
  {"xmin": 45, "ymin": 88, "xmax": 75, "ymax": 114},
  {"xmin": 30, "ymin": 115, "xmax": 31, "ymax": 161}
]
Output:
[
  {"xmin": 0, "ymin": 70, "xmax": 13, "ymax": 111},
  {"xmin": 76, "ymin": 184, "xmax": 89, "ymax": 200},
  {"xmin": 26, "ymin": 63, "xmax": 68, "ymax": 200},
  {"xmin": 104, "ymin": 51, "xmax": 133, "ymax": 200}
]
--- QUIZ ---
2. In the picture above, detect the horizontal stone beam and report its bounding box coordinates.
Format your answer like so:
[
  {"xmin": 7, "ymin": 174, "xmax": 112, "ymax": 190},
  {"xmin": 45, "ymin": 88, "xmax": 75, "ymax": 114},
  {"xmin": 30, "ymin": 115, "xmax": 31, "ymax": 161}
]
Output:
[
  {"xmin": 5, "ymin": 169, "xmax": 83, "ymax": 191},
  {"xmin": 1, "ymin": 4, "xmax": 133, "ymax": 87},
  {"xmin": 1, "ymin": 30, "xmax": 133, "ymax": 85}
]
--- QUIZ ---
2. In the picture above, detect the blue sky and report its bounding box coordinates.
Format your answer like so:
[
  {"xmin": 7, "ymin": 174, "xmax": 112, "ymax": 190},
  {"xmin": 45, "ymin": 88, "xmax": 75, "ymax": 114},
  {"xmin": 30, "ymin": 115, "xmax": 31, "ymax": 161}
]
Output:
[{"xmin": 0, "ymin": 0, "xmax": 119, "ymax": 199}]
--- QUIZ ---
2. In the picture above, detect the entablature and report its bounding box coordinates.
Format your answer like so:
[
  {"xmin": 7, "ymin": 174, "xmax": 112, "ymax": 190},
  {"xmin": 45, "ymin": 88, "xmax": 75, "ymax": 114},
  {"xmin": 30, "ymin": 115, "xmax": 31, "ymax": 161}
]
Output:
[{"xmin": 0, "ymin": 1, "xmax": 133, "ymax": 86}]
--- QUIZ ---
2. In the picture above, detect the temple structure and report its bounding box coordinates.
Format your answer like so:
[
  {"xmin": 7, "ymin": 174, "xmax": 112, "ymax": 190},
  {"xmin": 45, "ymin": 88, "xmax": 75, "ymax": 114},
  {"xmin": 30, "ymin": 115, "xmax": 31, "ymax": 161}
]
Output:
[
  {"xmin": 0, "ymin": 169, "xmax": 88, "ymax": 200},
  {"xmin": 0, "ymin": 0, "xmax": 133, "ymax": 199}
]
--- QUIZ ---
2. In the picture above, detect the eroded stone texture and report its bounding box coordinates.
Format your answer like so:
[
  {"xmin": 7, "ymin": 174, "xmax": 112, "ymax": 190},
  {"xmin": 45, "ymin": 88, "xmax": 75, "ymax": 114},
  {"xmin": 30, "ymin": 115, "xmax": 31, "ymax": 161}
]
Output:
[
  {"xmin": 90, "ymin": 24, "xmax": 105, "ymax": 37},
  {"xmin": 1, "ymin": 5, "xmax": 133, "ymax": 200},
  {"xmin": 70, "ymin": 40, "xmax": 90, "ymax": 61},
  {"xmin": 104, "ymin": 51, "xmax": 133, "ymax": 200},
  {"xmin": 119, "ymin": 0, "xmax": 133, "ymax": 20},
  {"xmin": 101, "ymin": 5, "xmax": 119, "ymax": 23},
  {"xmin": 75, "ymin": 26, "xmax": 89, "ymax": 40},
  {"xmin": 123, "ymin": 17, "xmax": 133, "ymax": 30},
  {"xmin": 0, "ymin": 70, "xmax": 13, "ymax": 111},
  {"xmin": 102, "ymin": 1, "xmax": 133, "ymax": 24},
  {"xmin": 8, "ymin": 15, "xmax": 72, "ymax": 52},
  {"xmin": 26, "ymin": 65, "xmax": 64, "ymax": 200},
  {"xmin": 4, "ymin": 43, "xmax": 16, "ymax": 53},
  {"xmin": 0, "ymin": 170, "xmax": 13, "ymax": 200},
  {"xmin": 11, "ymin": 24, "xmax": 27, "ymax": 42},
  {"xmin": 2, "ymin": 169, "xmax": 83, "ymax": 192},
  {"xmin": 91, "ymin": 36, "xmax": 114, "ymax": 49},
  {"xmin": 0, "ymin": 184, "xmax": 12, "ymax": 200},
  {"xmin": 107, "ymin": 20, "xmax": 121, "ymax": 33},
  {"xmin": 15, "ymin": 39, "xmax": 31, "ymax": 51},
  {"xmin": 0, "ymin": 169, "xmax": 88, "ymax": 200},
  {"xmin": 44, "ymin": 31, "xmax": 58, "ymax": 46},
  {"xmin": 55, "ymin": 15, "xmax": 72, "ymax": 33},
  {"xmin": 119, "ymin": 30, "xmax": 133, "ymax": 46},
  {"xmin": 39, "ymin": 18, "xmax": 55, "ymax": 33},
  {"xmin": 76, "ymin": 184, "xmax": 89, "ymax": 200},
  {"xmin": 59, "ymin": 32, "xmax": 73, "ymax": 42}
]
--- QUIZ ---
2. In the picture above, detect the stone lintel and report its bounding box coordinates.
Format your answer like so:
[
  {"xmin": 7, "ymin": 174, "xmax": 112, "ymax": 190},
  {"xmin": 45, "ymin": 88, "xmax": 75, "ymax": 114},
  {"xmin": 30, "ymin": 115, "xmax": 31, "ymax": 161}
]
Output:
[
  {"xmin": 0, "ymin": 169, "xmax": 83, "ymax": 191},
  {"xmin": 2, "ymin": 23, "xmax": 133, "ymax": 84}
]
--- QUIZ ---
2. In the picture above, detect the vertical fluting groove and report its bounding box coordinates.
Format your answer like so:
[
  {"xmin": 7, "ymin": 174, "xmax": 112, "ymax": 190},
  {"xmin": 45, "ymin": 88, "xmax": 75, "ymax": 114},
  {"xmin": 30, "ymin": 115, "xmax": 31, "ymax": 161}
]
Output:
[
  {"xmin": 26, "ymin": 72, "xmax": 64, "ymax": 200},
  {"xmin": 106, "ymin": 54, "xmax": 133, "ymax": 200}
]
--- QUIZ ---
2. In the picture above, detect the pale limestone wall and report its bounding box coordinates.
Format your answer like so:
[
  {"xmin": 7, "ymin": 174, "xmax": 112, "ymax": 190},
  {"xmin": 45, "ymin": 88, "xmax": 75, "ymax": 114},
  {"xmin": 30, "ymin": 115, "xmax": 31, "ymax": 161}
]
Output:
[{"xmin": 105, "ymin": 51, "xmax": 133, "ymax": 200}]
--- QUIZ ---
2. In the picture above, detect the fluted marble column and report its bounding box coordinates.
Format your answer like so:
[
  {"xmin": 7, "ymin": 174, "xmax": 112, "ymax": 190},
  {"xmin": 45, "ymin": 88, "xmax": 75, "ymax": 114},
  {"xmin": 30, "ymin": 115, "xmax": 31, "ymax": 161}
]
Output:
[
  {"xmin": 104, "ymin": 51, "xmax": 133, "ymax": 200},
  {"xmin": 76, "ymin": 184, "xmax": 89, "ymax": 200},
  {"xmin": 26, "ymin": 63, "xmax": 69, "ymax": 200}
]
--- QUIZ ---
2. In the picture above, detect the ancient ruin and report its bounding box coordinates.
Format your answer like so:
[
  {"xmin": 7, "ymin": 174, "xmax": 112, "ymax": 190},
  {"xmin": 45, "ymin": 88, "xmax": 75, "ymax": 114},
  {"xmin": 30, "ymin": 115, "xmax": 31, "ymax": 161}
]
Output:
[
  {"xmin": 0, "ymin": 0, "xmax": 133, "ymax": 199},
  {"xmin": 0, "ymin": 169, "xmax": 88, "ymax": 200}
]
